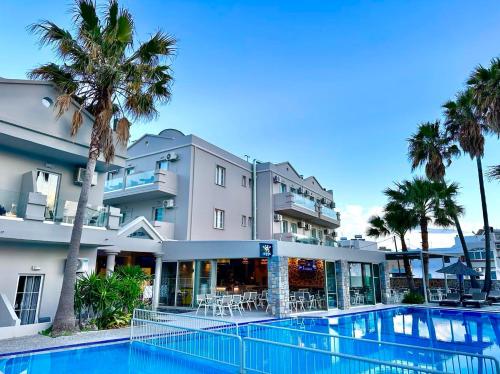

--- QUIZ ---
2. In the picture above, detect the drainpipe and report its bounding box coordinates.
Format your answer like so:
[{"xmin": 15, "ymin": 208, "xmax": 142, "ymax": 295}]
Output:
[{"xmin": 252, "ymin": 159, "xmax": 260, "ymax": 240}]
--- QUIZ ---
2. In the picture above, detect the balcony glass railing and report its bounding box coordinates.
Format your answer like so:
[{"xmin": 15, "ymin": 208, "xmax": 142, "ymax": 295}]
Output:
[
  {"xmin": 292, "ymin": 193, "xmax": 317, "ymax": 212},
  {"xmin": 321, "ymin": 206, "xmax": 340, "ymax": 220},
  {"xmin": 54, "ymin": 199, "xmax": 108, "ymax": 227},
  {"xmin": 125, "ymin": 170, "xmax": 155, "ymax": 189},
  {"xmin": 0, "ymin": 189, "xmax": 24, "ymax": 218},
  {"xmin": 104, "ymin": 177, "xmax": 124, "ymax": 192},
  {"xmin": 293, "ymin": 233, "xmax": 320, "ymax": 245}
]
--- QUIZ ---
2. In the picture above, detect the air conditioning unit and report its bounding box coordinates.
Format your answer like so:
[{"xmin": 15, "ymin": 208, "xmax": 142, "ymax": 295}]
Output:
[
  {"xmin": 163, "ymin": 199, "xmax": 175, "ymax": 208},
  {"xmin": 297, "ymin": 187, "xmax": 303, "ymax": 194},
  {"xmin": 303, "ymin": 189, "xmax": 310, "ymax": 196},
  {"xmin": 321, "ymin": 197, "xmax": 327, "ymax": 204},
  {"xmin": 329, "ymin": 202, "xmax": 335, "ymax": 209},
  {"xmin": 75, "ymin": 168, "xmax": 98, "ymax": 186},
  {"xmin": 304, "ymin": 223, "xmax": 311, "ymax": 230},
  {"xmin": 297, "ymin": 221, "xmax": 305, "ymax": 228},
  {"xmin": 323, "ymin": 228, "xmax": 329, "ymax": 235},
  {"xmin": 274, "ymin": 214, "xmax": 283, "ymax": 222},
  {"xmin": 273, "ymin": 175, "xmax": 282, "ymax": 184},
  {"xmin": 65, "ymin": 258, "xmax": 89, "ymax": 273},
  {"xmin": 165, "ymin": 152, "xmax": 179, "ymax": 161}
]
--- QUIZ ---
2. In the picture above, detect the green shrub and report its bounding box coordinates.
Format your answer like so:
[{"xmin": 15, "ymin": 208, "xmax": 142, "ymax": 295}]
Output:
[
  {"xmin": 402, "ymin": 291, "xmax": 425, "ymax": 304},
  {"xmin": 75, "ymin": 265, "xmax": 150, "ymax": 329}
]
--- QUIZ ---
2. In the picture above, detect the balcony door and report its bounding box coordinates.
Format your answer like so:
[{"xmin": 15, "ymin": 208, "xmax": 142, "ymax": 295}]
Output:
[{"xmin": 35, "ymin": 170, "xmax": 60, "ymax": 220}]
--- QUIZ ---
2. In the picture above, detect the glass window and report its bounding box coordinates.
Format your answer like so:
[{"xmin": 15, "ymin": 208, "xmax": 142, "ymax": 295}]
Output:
[
  {"xmin": 156, "ymin": 160, "xmax": 169, "ymax": 170},
  {"xmin": 311, "ymin": 228, "xmax": 317, "ymax": 238},
  {"xmin": 125, "ymin": 167, "xmax": 135, "ymax": 175},
  {"xmin": 35, "ymin": 170, "xmax": 60, "ymax": 220},
  {"xmin": 14, "ymin": 275, "xmax": 43, "ymax": 325},
  {"xmin": 280, "ymin": 183, "xmax": 287, "ymax": 193},
  {"xmin": 107, "ymin": 171, "xmax": 118, "ymax": 180},
  {"xmin": 242, "ymin": 176, "xmax": 247, "ymax": 187},
  {"xmin": 291, "ymin": 223, "xmax": 298, "ymax": 234},
  {"xmin": 215, "ymin": 165, "xmax": 226, "ymax": 186},
  {"xmin": 281, "ymin": 220, "xmax": 289, "ymax": 233},
  {"xmin": 349, "ymin": 263, "xmax": 363, "ymax": 288},
  {"xmin": 214, "ymin": 209, "xmax": 225, "ymax": 229},
  {"xmin": 154, "ymin": 207, "xmax": 165, "ymax": 221},
  {"xmin": 318, "ymin": 229, "xmax": 323, "ymax": 240},
  {"xmin": 241, "ymin": 215, "xmax": 247, "ymax": 227},
  {"xmin": 326, "ymin": 262, "xmax": 337, "ymax": 308}
]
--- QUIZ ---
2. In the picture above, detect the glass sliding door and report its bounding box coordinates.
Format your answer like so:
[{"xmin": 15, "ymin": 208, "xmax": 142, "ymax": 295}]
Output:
[
  {"xmin": 177, "ymin": 261, "xmax": 194, "ymax": 307},
  {"xmin": 349, "ymin": 262, "xmax": 375, "ymax": 306},
  {"xmin": 362, "ymin": 263, "xmax": 375, "ymax": 305},
  {"xmin": 373, "ymin": 264, "xmax": 382, "ymax": 304},
  {"xmin": 194, "ymin": 260, "xmax": 214, "ymax": 304},
  {"xmin": 14, "ymin": 275, "xmax": 43, "ymax": 325},
  {"xmin": 325, "ymin": 261, "xmax": 338, "ymax": 308},
  {"xmin": 35, "ymin": 170, "xmax": 60, "ymax": 220},
  {"xmin": 159, "ymin": 262, "xmax": 177, "ymax": 306}
]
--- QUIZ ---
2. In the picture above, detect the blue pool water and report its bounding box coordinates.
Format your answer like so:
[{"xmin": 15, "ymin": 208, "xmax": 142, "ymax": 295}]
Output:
[{"xmin": 1, "ymin": 307, "xmax": 499, "ymax": 373}]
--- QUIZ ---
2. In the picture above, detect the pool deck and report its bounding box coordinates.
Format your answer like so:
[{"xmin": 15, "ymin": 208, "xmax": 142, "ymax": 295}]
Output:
[{"xmin": 1, "ymin": 302, "xmax": 499, "ymax": 357}]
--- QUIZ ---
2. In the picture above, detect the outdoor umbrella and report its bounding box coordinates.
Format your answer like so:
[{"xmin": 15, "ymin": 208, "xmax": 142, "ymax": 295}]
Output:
[{"xmin": 436, "ymin": 260, "xmax": 481, "ymax": 295}]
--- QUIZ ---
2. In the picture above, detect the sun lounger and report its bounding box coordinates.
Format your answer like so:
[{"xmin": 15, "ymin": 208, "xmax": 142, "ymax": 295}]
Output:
[
  {"xmin": 462, "ymin": 292, "xmax": 491, "ymax": 308},
  {"xmin": 439, "ymin": 293, "xmax": 461, "ymax": 307},
  {"xmin": 487, "ymin": 290, "xmax": 500, "ymax": 303}
]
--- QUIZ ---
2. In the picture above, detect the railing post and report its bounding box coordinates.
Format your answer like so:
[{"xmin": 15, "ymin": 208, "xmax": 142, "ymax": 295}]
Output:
[{"xmin": 240, "ymin": 337, "xmax": 246, "ymax": 374}]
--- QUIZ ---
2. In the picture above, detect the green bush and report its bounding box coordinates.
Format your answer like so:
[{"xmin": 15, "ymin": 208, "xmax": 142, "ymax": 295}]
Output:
[
  {"xmin": 75, "ymin": 265, "xmax": 151, "ymax": 329},
  {"xmin": 402, "ymin": 291, "xmax": 425, "ymax": 304}
]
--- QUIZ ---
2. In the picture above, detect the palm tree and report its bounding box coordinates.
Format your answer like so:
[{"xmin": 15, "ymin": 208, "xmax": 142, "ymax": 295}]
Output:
[
  {"xmin": 407, "ymin": 121, "xmax": 479, "ymax": 288},
  {"xmin": 443, "ymin": 89, "xmax": 493, "ymax": 293},
  {"xmin": 367, "ymin": 202, "xmax": 418, "ymax": 291},
  {"xmin": 468, "ymin": 59, "xmax": 500, "ymax": 181},
  {"xmin": 29, "ymin": 0, "xmax": 176, "ymax": 335},
  {"xmin": 384, "ymin": 178, "xmax": 460, "ymax": 292}
]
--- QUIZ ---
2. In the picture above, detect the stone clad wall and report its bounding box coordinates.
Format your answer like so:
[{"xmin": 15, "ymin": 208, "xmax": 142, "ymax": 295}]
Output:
[
  {"xmin": 336, "ymin": 260, "xmax": 350, "ymax": 309},
  {"xmin": 267, "ymin": 256, "xmax": 290, "ymax": 318},
  {"xmin": 379, "ymin": 262, "xmax": 391, "ymax": 304}
]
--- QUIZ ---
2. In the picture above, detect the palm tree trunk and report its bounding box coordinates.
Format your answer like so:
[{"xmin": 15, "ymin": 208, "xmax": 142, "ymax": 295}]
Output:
[
  {"xmin": 477, "ymin": 157, "xmax": 492, "ymax": 293},
  {"xmin": 453, "ymin": 215, "xmax": 480, "ymax": 288},
  {"xmin": 400, "ymin": 236, "xmax": 416, "ymax": 291},
  {"xmin": 51, "ymin": 137, "xmax": 99, "ymax": 335},
  {"xmin": 420, "ymin": 218, "xmax": 430, "ymax": 294}
]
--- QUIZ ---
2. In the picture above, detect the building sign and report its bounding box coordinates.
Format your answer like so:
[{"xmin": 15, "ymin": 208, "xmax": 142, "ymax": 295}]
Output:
[
  {"xmin": 298, "ymin": 259, "xmax": 317, "ymax": 271},
  {"xmin": 259, "ymin": 243, "xmax": 273, "ymax": 258}
]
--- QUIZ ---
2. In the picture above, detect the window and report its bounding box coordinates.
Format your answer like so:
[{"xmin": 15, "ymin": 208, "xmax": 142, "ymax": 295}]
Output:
[
  {"xmin": 154, "ymin": 207, "xmax": 165, "ymax": 221},
  {"xmin": 281, "ymin": 220, "xmax": 289, "ymax": 233},
  {"xmin": 291, "ymin": 223, "xmax": 298, "ymax": 234},
  {"xmin": 318, "ymin": 230, "xmax": 323, "ymax": 240},
  {"xmin": 249, "ymin": 178, "xmax": 253, "ymax": 187},
  {"xmin": 125, "ymin": 167, "xmax": 135, "ymax": 175},
  {"xmin": 248, "ymin": 217, "xmax": 253, "ymax": 227},
  {"xmin": 241, "ymin": 215, "xmax": 247, "ymax": 227},
  {"xmin": 215, "ymin": 165, "xmax": 226, "ymax": 186},
  {"xmin": 242, "ymin": 176, "xmax": 247, "ymax": 187},
  {"xmin": 214, "ymin": 209, "xmax": 225, "ymax": 229},
  {"xmin": 156, "ymin": 160, "xmax": 169, "ymax": 171},
  {"xmin": 14, "ymin": 275, "xmax": 43, "ymax": 325},
  {"xmin": 107, "ymin": 170, "xmax": 118, "ymax": 181},
  {"xmin": 311, "ymin": 228, "xmax": 317, "ymax": 238},
  {"xmin": 280, "ymin": 183, "xmax": 287, "ymax": 193}
]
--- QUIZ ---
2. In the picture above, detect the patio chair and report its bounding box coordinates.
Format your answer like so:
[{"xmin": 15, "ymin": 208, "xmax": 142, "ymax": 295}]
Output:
[
  {"xmin": 248, "ymin": 292, "xmax": 259, "ymax": 310},
  {"xmin": 218, "ymin": 295, "xmax": 233, "ymax": 316},
  {"xmin": 487, "ymin": 290, "xmax": 500, "ymax": 303},
  {"xmin": 195, "ymin": 294, "xmax": 207, "ymax": 315},
  {"xmin": 257, "ymin": 290, "xmax": 268, "ymax": 308},
  {"xmin": 439, "ymin": 293, "xmax": 461, "ymax": 307},
  {"xmin": 242, "ymin": 292, "xmax": 252, "ymax": 310},
  {"xmin": 230, "ymin": 294, "xmax": 244, "ymax": 316},
  {"xmin": 462, "ymin": 292, "xmax": 491, "ymax": 308}
]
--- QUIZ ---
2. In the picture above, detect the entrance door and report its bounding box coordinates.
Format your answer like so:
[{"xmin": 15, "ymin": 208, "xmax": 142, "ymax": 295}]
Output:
[
  {"xmin": 194, "ymin": 260, "xmax": 214, "ymax": 304},
  {"xmin": 35, "ymin": 170, "xmax": 60, "ymax": 220},
  {"xmin": 160, "ymin": 262, "xmax": 177, "ymax": 306},
  {"xmin": 177, "ymin": 261, "xmax": 194, "ymax": 307},
  {"xmin": 373, "ymin": 264, "xmax": 382, "ymax": 303},
  {"xmin": 14, "ymin": 275, "xmax": 43, "ymax": 325},
  {"xmin": 325, "ymin": 261, "xmax": 338, "ymax": 308}
]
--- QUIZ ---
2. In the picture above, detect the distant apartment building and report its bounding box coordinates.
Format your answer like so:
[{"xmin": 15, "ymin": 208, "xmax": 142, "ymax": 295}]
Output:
[{"xmin": 103, "ymin": 129, "xmax": 340, "ymax": 246}]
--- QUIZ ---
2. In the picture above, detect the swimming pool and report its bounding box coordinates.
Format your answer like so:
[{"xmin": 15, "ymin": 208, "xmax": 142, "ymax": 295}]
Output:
[{"xmin": 1, "ymin": 307, "xmax": 499, "ymax": 373}]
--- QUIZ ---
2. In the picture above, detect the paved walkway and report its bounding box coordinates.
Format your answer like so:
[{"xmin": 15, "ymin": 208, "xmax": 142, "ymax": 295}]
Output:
[{"xmin": 0, "ymin": 327, "xmax": 130, "ymax": 356}]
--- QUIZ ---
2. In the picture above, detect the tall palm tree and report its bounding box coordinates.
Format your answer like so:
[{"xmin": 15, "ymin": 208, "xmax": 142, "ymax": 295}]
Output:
[
  {"xmin": 384, "ymin": 178, "xmax": 459, "ymax": 292},
  {"xmin": 468, "ymin": 59, "xmax": 500, "ymax": 181},
  {"xmin": 443, "ymin": 89, "xmax": 493, "ymax": 293},
  {"xmin": 367, "ymin": 202, "xmax": 418, "ymax": 291},
  {"xmin": 29, "ymin": 0, "xmax": 176, "ymax": 335},
  {"xmin": 407, "ymin": 121, "xmax": 479, "ymax": 288}
]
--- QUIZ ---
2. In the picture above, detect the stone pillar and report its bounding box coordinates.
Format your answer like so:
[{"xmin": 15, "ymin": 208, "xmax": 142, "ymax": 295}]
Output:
[
  {"xmin": 379, "ymin": 261, "xmax": 391, "ymax": 304},
  {"xmin": 152, "ymin": 253, "xmax": 163, "ymax": 309},
  {"xmin": 336, "ymin": 260, "xmax": 350, "ymax": 309},
  {"xmin": 267, "ymin": 256, "xmax": 290, "ymax": 318},
  {"xmin": 105, "ymin": 250, "xmax": 120, "ymax": 276}
]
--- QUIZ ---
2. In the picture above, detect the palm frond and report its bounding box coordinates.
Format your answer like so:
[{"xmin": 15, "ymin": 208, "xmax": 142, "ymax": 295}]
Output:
[{"xmin": 488, "ymin": 165, "xmax": 500, "ymax": 181}]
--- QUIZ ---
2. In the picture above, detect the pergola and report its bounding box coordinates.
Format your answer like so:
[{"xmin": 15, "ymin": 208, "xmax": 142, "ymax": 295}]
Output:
[{"xmin": 385, "ymin": 250, "xmax": 461, "ymax": 303}]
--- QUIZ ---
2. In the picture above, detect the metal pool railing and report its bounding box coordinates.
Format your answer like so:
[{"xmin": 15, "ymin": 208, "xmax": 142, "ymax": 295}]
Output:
[
  {"xmin": 242, "ymin": 337, "xmax": 446, "ymax": 374},
  {"xmin": 131, "ymin": 309, "xmax": 242, "ymax": 369},
  {"xmin": 245, "ymin": 323, "xmax": 500, "ymax": 374}
]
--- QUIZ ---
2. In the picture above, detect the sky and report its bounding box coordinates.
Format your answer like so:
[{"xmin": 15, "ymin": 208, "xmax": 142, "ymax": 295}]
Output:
[{"xmin": 1, "ymin": 0, "xmax": 499, "ymax": 249}]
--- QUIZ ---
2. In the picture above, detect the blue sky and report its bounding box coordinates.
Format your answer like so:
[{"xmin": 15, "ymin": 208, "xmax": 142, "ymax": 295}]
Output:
[{"xmin": 1, "ymin": 0, "xmax": 499, "ymax": 248}]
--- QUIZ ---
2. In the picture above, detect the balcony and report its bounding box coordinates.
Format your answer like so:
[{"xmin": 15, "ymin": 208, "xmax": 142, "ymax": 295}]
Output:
[
  {"xmin": 104, "ymin": 169, "xmax": 177, "ymax": 205},
  {"xmin": 274, "ymin": 232, "xmax": 320, "ymax": 245},
  {"xmin": 152, "ymin": 220, "xmax": 175, "ymax": 240},
  {"xmin": 273, "ymin": 192, "xmax": 340, "ymax": 228}
]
